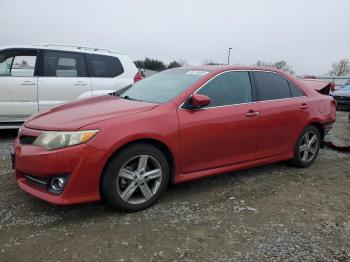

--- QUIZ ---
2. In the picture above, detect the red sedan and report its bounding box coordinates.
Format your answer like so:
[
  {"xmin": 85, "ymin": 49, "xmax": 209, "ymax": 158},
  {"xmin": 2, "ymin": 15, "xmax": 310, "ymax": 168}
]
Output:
[{"xmin": 12, "ymin": 66, "xmax": 336, "ymax": 211}]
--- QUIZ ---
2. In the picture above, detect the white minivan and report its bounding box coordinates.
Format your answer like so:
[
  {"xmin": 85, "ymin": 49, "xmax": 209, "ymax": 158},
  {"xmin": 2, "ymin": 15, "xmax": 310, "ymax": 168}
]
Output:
[{"xmin": 0, "ymin": 44, "xmax": 141, "ymax": 128}]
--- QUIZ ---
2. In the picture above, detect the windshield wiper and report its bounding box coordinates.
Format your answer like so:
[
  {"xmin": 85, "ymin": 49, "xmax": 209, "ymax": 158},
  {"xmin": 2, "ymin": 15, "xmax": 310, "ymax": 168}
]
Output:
[
  {"xmin": 121, "ymin": 95, "xmax": 134, "ymax": 100},
  {"xmin": 111, "ymin": 85, "xmax": 132, "ymax": 97},
  {"xmin": 120, "ymin": 95, "xmax": 142, "ymax": 102}
]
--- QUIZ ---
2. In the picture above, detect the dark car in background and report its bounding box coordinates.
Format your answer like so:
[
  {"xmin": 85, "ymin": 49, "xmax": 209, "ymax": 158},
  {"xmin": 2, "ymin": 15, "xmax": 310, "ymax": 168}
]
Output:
[{"xmin": 332, "ymin": 80, "xmax": 350, "ymax": 111}]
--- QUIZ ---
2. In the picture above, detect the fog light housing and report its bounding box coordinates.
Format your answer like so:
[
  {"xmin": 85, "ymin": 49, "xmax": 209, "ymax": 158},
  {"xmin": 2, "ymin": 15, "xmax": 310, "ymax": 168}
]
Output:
[{"xmin": 49, "ymin": 176, "xmax": 68, "ymax": 193}]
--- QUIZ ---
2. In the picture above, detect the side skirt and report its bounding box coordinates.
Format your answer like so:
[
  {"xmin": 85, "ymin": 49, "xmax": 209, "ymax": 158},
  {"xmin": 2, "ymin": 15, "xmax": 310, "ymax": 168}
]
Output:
[{"xmin": 174, "ymin": 153, "xmax": 293, "ymax": 184}]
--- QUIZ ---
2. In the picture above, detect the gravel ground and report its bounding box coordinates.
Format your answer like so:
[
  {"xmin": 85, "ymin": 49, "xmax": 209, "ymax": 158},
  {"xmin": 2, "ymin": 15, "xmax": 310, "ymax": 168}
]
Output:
[{"xmin": 0, "ymin": 112, "xmax": 349, "ymax": 261}]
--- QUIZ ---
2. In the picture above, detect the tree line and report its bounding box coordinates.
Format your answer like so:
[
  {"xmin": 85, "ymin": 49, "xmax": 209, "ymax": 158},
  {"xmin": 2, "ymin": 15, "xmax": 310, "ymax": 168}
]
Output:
[
  {"xmin": 134, "ymin": 57, "xmax": 350, "ymax": 76},
  {"xmin": 134, "ymin": 58, "xmax": 184, "ymax": 71}
]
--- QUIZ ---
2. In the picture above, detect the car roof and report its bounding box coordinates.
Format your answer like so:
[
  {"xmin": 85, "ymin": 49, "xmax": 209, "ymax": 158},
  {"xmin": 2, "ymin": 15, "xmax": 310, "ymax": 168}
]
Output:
[
  {"xmin": 178, "ymin": 65, "xmax": 290, "ymax": 75},
  {"xmin": 0, "ymin": 44, "xmax": 124, "ymax": 56}
]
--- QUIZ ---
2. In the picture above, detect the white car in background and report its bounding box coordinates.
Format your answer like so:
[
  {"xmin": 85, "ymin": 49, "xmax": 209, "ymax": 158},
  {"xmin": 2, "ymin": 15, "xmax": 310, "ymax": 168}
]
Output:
[{"xmin": 0, "ymin": 44, "xmax": 142, "ymax": 128}]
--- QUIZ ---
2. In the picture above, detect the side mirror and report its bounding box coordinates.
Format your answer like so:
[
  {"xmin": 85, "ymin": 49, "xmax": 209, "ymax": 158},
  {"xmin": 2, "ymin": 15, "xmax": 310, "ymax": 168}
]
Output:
[{"xmin": 191, "ymin": 94, "xmax": 211, "ymax": 109}]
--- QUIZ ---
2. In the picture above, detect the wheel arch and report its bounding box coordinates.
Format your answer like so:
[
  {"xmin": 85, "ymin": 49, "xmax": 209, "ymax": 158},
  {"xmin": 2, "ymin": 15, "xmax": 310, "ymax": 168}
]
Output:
[
  {"xmin": 99, "ymin": 138, "xmax": 176, "ymax": 201},
  {"xmin": 308, "ymin": 122, "xmax": 325, "ymax": 147}
]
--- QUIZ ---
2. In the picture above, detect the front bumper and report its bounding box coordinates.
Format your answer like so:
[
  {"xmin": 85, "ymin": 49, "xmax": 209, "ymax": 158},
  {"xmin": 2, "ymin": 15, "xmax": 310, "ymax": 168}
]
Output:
[{"xmin": 14, "ymin": 127, "xmax": 107, "ymax": 205}]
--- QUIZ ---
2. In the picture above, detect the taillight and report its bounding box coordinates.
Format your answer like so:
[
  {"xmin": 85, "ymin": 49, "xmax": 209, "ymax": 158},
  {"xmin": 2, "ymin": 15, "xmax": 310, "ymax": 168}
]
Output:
[
  {"xmin": 134, "ymin": 71, "xmax": 142, "ymax": 82},
  {"xmin": 330, "ymin": 83, "xmax": 336, "ymax": 92}
]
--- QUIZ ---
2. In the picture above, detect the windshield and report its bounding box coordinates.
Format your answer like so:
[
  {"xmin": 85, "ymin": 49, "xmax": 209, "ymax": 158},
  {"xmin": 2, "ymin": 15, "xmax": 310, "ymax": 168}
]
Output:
[
  {"xmin": 119, "ymin": 69, "xmax": 208, "ymax": 103},
  {"xmin": 343, "ymin": 85, "xmax": 350, "ymax": 90}
]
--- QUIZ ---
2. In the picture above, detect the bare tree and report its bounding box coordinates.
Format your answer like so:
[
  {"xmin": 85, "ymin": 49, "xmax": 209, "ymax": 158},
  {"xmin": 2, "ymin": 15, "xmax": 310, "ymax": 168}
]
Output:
[
  {"xmin": 202, "ymin": 59, "xmax": 224, "ymax": 65},
  {"xmin": 178, "ymin": 59, "xmax": 188, "ymax": 66},
  {"xmin": 329, "ymin": 59, "xmax": 350, "ymax": 76},
  {"xmin": 256, "ymin": 60, "xmax": 271, "ymax": 67},
  {"xmin": 255, "ymin": 60, "xmax": 294, "ymax": 74}
]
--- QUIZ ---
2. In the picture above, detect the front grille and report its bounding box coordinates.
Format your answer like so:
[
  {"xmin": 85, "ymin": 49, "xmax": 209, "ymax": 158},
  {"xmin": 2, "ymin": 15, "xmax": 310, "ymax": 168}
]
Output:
[
  {"xmin": 20, "ymin": 135, "xmax": 37, "ymax": 145},
  {"xmin": 25, "ymin": 175, "xmax": 48, "ymax": 189}
]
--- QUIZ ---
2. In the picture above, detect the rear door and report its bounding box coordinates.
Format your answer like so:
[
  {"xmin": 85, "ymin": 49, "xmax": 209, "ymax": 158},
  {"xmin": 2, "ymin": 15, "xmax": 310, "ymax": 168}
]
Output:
[
  {"xmin": 37, "ymin": 50, "xmax": 91, "ymax": 111},
  {"xmin": 177, "ymin": 71, "xmax": 260, "ymax": 174},
  {"xmin": 86, "ymin": 54, "xmax": 132, "ymax": 93},
  {"xmin": 253, "ymin": 71, "xmax": 308, "ymax": 159},
  {"xmin": 0, "ymin": 49, "xmax": 38, "ymax": 122}
]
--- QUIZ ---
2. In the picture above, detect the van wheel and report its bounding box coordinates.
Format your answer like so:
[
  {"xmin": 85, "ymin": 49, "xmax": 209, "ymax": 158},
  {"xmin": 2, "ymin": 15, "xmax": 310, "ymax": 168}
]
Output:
[
  {"xmin": 291, "ymin": 126, "xmax": 321, "ymax": 168},
  {"xmin": 101, "ymin": 143, "xmax": 169, "ymax": 212}
]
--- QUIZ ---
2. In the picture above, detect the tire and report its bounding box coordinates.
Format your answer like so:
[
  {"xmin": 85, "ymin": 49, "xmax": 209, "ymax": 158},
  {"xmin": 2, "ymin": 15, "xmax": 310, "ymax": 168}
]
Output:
[
  {"xmin": 101, "ymin": 143, "xmax": 169, "ymax": 212},
  {"xmin": 291, "ymin": 125, "xmax": 321, "ymax": 168}
]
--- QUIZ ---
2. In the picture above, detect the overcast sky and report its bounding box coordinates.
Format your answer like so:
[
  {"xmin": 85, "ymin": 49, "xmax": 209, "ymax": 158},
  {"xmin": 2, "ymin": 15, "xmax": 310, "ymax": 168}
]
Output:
[{"xmin": 1, "ymin": 0, "xmax": 349, "ymax": 75}]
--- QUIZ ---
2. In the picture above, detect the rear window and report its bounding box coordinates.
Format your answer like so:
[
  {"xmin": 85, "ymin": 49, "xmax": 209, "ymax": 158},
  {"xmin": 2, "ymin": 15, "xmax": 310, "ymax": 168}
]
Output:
[
  {"xmin": 119, "ymin": 69, "xmax": 208, "ymax": 103},
  {"xmin": 254, "ymin": 71, "xmax": 291, "ymax": 101},
  {"xmin": 87, "ymin": 54, "xmax": 124, "ymax": 78},
  {"xmin": 289, "ymin": 82, "xmax": 305, "ymax": 97}
]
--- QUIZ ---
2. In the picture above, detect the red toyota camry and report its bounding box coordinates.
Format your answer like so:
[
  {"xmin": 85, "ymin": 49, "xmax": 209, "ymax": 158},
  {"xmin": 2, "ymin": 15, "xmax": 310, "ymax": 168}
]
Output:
[{"xmin": 12, "ymin": 66, "xmax": 336, "ymax": 211}]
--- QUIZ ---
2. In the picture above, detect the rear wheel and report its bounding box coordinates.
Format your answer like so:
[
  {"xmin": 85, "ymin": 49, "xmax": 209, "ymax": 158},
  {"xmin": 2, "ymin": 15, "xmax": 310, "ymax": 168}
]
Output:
[
  {"xmin": 291, "ymin": 125, "xmax": 321, "ymax": 168},
  {"xmin": 102, "ymin": 143, "xmax": 169, "ymax": 212}
]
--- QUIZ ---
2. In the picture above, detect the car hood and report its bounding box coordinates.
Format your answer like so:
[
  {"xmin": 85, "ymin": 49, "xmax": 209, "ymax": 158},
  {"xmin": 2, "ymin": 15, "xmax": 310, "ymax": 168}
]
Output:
[{"xmin": 24, "ymin": 95, "xmax": 158, "ymax": 131}]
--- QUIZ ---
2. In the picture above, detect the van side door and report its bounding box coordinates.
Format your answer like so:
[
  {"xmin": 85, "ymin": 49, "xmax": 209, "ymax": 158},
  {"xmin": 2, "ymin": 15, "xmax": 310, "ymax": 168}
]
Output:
[{"xmin": 37, "ymin": 50, "xmax": 91, "ymax": 111}]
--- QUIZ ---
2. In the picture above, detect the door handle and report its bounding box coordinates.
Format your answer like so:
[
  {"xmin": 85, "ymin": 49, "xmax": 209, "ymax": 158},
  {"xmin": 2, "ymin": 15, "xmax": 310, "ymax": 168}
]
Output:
[
  {"xmin": 74, "ymin": 81, "xmax": 87, "ymax": 86},
  {"xmin": 300, "ymin": 103, "xmax": 309, "ymax": 110},
  {"xmin": 245, "ymin": 110, "xmax": 259, "ymax": 118},
  {"xmin": 21, "ymin": 81, "xmax": 36, "ymax": 86}
]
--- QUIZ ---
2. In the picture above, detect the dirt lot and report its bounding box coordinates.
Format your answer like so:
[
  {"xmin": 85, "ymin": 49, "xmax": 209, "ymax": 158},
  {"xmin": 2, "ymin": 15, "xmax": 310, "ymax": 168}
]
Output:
[{"xmin": 0, "ymin": 112, "xmax": 349, "ymax": 262}]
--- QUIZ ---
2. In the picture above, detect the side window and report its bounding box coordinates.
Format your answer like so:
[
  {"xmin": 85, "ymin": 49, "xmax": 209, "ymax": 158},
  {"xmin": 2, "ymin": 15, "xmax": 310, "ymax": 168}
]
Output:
[
  {"xmin": 42, "ymin": 51, "xmax": 87, "ymax": 77},
  {"xmin": 197, "ymin": 71, "xmax": 252, "ymax": 107},
  {"xmin": 289, "ymin": 82, "xmax": 305, "ymax": 97},
  {"xmin": 0, "ymin": 50, "xmax": 37, "ymax": 77},
  {"xmin": 254, "ymin": 71, "xmax": 291, "ymax": 101},
  {"xmin": 87, "ymin": 54, "xmax": 124, "ymax": 78}
]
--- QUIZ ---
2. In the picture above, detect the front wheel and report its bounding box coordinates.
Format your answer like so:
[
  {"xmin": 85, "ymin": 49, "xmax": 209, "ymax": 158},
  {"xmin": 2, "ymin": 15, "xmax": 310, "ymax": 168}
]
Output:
[
  {"xmin": 102, "ymin": 143, "xmax": 169, "ymax": 212},
  {"xmin": 291, "ymin": 125, "xmax": 321, "ymax": 168}
]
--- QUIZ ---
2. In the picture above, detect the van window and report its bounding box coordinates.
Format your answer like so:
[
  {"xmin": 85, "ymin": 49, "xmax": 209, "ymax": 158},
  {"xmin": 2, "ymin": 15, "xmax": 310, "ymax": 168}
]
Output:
[
  {"xmin": 87, "ymin": 54, "xmax": 124, "ymax": 78},
  {"xmin": 0, "ymin": 50, "xmax": 37, "ymax": 77},
  {"xmin": 42, "ymin": 51, "xmax": 87, "ymax": 77}
]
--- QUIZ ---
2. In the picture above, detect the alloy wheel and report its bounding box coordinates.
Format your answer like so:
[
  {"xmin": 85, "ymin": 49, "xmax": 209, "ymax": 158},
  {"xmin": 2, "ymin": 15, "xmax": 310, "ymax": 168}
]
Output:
[
  {"xmin": 116, "ymin": 155, "xmax": 163, "ymax": 205},
  {"xmin": 298, "ymin": 130, "xmax": 319, "ymax": 162}
]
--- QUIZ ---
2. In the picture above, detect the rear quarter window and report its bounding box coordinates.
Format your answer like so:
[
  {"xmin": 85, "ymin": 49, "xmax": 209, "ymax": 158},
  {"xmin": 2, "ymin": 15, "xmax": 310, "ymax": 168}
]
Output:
[{"xmin": 87, "ymin": 54, "xmax": 124, "ymax": 78}]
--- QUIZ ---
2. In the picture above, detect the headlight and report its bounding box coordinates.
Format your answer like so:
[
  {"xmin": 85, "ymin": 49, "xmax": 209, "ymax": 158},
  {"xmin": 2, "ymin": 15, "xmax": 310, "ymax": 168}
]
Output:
[{"xmin": 33, "ymin": 130, "xmax": 99, "ymax": 150}]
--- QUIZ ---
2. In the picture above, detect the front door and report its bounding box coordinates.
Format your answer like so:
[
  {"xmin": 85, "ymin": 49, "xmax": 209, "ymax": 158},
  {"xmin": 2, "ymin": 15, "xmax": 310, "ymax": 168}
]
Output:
[
  {"xmin": 0, "ymin": 49, "xmax": 38, "ymax": 122},
  {"xmin": 177, "ymin": 71, "xmax": 260, "ymax": 174}
]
